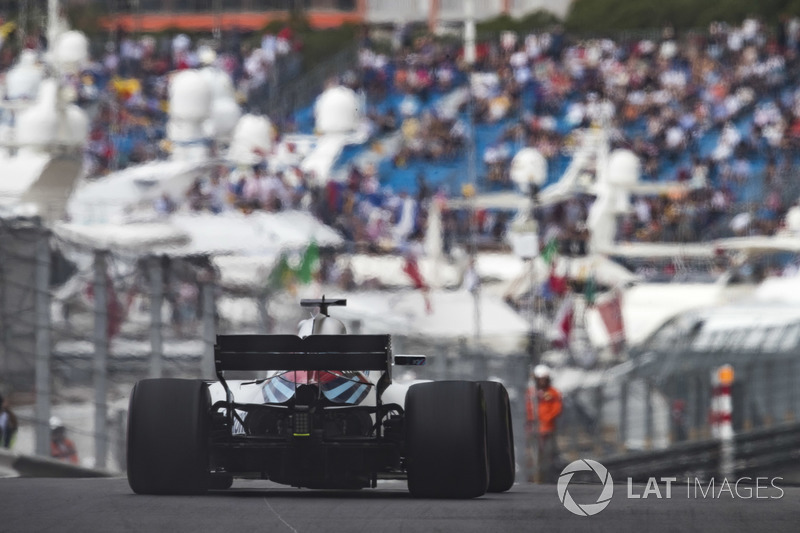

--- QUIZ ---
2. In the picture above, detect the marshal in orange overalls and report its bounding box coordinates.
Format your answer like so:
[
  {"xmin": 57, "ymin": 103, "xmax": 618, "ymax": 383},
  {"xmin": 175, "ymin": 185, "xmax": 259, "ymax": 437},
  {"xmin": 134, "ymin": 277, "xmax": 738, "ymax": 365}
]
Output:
[{"xmin": 526, "ymin": 367, "xmax": 563, "ymax": 482}]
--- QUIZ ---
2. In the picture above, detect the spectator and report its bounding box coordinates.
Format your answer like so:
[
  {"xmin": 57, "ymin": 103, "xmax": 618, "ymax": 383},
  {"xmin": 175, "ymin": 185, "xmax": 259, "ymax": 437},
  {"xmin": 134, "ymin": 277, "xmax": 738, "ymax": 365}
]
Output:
[
  {"xmin": 50, "ymin": 417, "xmax": 79, "ymax": 464},
  {"xmin": 154, "ymin": 193, "xmax": 177, "ymax": 216},
  {"xmin": 178, "ymin": 281, "xmax": 199, "ymax": 326},
  {"xmin": 671, "ymin": 399, "xmax": 688, "ymax": 442},
  {"xmin": 0, "ymin": 393, "xmax": 18, "ymax": 448},
  {"xmin": 6, "ymin": 18, "xmax": 799, "ymax": 287}
]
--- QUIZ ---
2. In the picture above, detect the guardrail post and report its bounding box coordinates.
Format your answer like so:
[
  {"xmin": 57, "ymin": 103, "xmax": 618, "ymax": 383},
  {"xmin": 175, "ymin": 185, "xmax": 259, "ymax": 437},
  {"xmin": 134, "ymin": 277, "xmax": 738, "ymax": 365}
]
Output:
[
  {"xmin": 764, "ymin": 361, "xmax": 774, "ymax": 427},
  {"xmin": 475, "ymin": 350, "xmax": 488, "ymax": 380},
  {"xmin": 593, "ymin": 385, "xmax": 604, "ymax": 455},
  {"xmin": 743, "ymin": 363, "xmax": 754, "ymax": 430},
  {"xmin": 688, "ymin": 374, "xmax": 700, "ymax": 440},
  {"xmin": 618, "ymin": 380, "xmax": 628, "ymax": 451},
  {"xmin": 644, "ymin": 380, "xmax": 654, "ymax": 450},
  {"xmin": 93, "ymin": 250, "xmax": 109, "ymax": 470},
  {"xmin": 111, "ymin": 408, "xmax": 127, "ymax": 472},
  {"xmin": 148, "ymin": 255, "xmax": 163, "ymax": 379},
  {"xmin": 567, "ymin": 400, "xmax": 579, "ymax": 459},
  {"xmin": 699, "ymin": 373, "xmax": 711, "ymax": 439},
  {"xmin": 668, "ymin": 378, "xmax": 689, "ymax": 443},
  {"xmin": 256, "ymin": 295, "xmax": 269, "ymax": 334},
  {"xmin": 791, "ymin": 358, "xmax": 799, "ymax": 422},
  {"xmin": 34, "ymin": 227, "xmax": 51, "ymax": 457},
  {"xmin": 201, "ymin": 274, "xmax": 216, "ymax": 380}
]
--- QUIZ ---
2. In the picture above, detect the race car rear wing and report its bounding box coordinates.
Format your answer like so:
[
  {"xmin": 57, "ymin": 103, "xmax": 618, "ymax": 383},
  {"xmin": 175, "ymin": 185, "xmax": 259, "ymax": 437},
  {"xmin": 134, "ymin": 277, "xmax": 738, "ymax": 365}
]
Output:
[
  {"xmin": 215, "ymin": 334, "xmax": 393, "ymax": 374},
  {"xmin": 213, "ymin": 334, "xmax": 425, "ymax": 433}
]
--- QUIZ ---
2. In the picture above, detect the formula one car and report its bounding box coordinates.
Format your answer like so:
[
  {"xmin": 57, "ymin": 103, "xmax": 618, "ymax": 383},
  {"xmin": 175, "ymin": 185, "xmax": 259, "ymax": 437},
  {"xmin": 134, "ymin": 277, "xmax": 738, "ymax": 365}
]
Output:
[{"xmin": 126, "ymin": 298, "xmax": 515, "ymax": 498}]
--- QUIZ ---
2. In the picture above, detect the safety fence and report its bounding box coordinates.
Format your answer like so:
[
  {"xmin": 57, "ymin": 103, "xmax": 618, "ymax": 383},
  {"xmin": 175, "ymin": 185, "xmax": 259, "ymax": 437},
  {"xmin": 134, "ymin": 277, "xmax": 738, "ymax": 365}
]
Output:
[
  {"xmin": 0, "ymin": 446, "xmax": 114, "ymax": 478},
  {"xmin": 0, "ymin": 216, "xmax": 534, "ymax": 475},
  {"xmin": 555, "ymin": 342, "xmax": 800, "ymax": 471},
  {"xmin": 599, "ymin": 421, "xmax": 800, "ymax": 482},
  {"xmin": 0, "ymin": 217, "xmax": 219, "ymax": 471},
  {"xmin": 4, "ymin": 215, "xmax": 797, "ymax": 479}
]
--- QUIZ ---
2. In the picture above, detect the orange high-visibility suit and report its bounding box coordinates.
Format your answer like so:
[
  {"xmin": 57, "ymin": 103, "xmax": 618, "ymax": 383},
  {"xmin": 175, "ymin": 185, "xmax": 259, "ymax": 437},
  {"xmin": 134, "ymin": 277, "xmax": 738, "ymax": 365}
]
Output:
[
  {"xmin": 526, "ymin": 385, "xmax": 563, "ymax": 435},
  {"xmin": 51, "ymin": 436, "xmax": 79, "ymax": 464}
]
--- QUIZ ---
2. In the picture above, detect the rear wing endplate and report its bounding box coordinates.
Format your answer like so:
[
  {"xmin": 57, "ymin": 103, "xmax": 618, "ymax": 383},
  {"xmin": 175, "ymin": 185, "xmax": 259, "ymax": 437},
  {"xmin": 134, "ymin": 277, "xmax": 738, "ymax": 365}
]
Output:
[{"xmin": 394, "ymin": 355, "xmax": 426, "ymax": 366}]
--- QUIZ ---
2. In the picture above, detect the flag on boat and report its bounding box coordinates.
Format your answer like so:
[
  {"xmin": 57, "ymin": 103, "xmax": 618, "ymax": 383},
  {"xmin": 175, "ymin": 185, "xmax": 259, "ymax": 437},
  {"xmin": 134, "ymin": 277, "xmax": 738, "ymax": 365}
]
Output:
[
  {"xmin": 597, "ymin": 290, "xmax": 625, "ymax": 352},
  {"xmin": 549, "ymin": 295, "xmax": 574, "ymax": 349}
]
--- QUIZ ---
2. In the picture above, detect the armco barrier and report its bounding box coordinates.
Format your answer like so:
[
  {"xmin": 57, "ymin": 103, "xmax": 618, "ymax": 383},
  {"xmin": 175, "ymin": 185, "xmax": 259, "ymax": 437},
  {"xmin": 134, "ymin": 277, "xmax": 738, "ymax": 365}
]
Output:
[
  {"xmin": 735, "ymin": 423, "xmax": 800, "ymax": 474},
  {"xmin": 598, "ymin": 422, "xmax": 800, "ymax": 482},
  {"xmin": 0, "ymin": 449, "xmax": 113, "ymax": 478},
  {"xmin": 601, "ymin": 439, "xmax": 720, "ymax": 482}
]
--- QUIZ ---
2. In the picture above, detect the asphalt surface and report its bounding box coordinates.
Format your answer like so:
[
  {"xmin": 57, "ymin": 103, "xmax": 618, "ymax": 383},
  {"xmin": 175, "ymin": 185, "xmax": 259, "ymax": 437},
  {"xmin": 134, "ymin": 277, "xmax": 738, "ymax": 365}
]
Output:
[{"xmin": 0, "ymin": 478, "xmax": 796, "ymax": 533}]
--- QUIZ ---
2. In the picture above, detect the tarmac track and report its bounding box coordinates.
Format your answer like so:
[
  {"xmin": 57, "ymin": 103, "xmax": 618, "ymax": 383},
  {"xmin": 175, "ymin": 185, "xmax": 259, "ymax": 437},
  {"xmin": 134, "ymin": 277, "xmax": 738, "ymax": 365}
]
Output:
[{"xmin": 0, "ymin": 478, "xmax": 796, "ymax": 533}]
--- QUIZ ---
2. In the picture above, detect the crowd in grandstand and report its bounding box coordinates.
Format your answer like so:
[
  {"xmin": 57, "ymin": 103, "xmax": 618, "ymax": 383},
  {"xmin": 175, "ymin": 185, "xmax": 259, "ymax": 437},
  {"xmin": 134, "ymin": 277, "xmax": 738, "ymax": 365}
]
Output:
[
  {"xmin": 6, "ymin": 17, "xmax": 800, "ymax": 263},
  {"xmin": 278, "ymin": 17, "xmax": 800, "ymax": 256},
  {"xmin": 351, "ymin": 17, "xmax": 800, "ymax": 247},
  {"xmin": 57, "ymin": 26, "xmax": 300, "ymax": 175}
]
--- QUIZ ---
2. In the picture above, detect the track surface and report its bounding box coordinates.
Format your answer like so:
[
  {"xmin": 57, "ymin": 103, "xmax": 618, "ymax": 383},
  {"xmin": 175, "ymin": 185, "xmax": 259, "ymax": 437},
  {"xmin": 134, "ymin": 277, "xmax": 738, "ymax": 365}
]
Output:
[{"xmin": 0, "ymin": 478, "xmax": 796, "ymax": 532}]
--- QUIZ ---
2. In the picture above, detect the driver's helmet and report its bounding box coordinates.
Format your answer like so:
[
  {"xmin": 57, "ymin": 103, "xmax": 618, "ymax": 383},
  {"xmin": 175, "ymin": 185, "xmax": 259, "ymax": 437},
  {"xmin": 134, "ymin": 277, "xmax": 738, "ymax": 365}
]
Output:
[
  {"xmin": 270, "ymin": 306, "xmax": 366, "ymax": 405},
  {"xmin": 297, "ymin": 314, "xmax": 347, "ymax": 337}
]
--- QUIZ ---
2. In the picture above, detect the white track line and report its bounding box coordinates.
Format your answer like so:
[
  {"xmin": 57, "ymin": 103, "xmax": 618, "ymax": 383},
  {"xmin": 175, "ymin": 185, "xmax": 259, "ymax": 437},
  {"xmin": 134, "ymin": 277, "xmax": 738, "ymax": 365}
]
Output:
[{"xmin": 264, "ymin": 498, "xmax": 299, "ymax": 533}]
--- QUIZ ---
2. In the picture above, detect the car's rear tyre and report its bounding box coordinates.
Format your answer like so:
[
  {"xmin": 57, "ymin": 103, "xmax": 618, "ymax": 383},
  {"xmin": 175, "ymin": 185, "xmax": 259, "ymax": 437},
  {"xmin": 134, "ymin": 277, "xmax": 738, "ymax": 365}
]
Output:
[
  {"xmin": 127, "ymin": 378, "xmax": 211, "ymax": 494},
  {"xmin": 480, "ymin": 381, "xmax": 515, "ymax": 492},
  {"xmin": 405, "ymin": 381, "xmax": 488, "ymax": 498}
]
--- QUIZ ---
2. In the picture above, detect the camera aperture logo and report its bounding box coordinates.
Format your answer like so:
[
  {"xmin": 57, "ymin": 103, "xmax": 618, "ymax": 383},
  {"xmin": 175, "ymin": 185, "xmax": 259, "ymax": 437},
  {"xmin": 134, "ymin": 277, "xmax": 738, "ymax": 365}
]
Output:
[{"xmin": 557, "ymin": 459, "xmax": 614, "ymax": 516}]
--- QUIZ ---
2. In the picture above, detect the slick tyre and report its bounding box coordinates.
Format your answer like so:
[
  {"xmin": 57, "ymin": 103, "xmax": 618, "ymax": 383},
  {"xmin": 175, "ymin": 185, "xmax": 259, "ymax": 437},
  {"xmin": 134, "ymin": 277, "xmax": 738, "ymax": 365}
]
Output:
[
  {"xmin": 127, "ymin": 379, "xmax": 211, "ymax": 495},
  {"xmin": 480, "ymin": 381, "xmax": 515, "ymax": 492},
  {"xmin": 405, "ymin": 381, "xmax": 488, "ymax": 498}
]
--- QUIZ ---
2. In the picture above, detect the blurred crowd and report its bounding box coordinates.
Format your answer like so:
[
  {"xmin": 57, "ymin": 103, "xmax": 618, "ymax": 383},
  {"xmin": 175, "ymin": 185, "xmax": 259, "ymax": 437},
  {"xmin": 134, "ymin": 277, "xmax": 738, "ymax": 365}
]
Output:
[
  {"xmin": 2, "ymin": 24, "xmax": 302, "ymax": 176},
  {"xmin": 293, "ymin": 17, "xmax": 800, "ymax": 253},
  {"xmin": 4, "ymin": 17, "xmax": 800, "ymax": 258},
  {"xmin": 175, "ymin": 16, "xmax": 800, "ymax": 259},
  {"xmin": 480, "ymin": 17, "xmax": 800, "ymax": 243}
]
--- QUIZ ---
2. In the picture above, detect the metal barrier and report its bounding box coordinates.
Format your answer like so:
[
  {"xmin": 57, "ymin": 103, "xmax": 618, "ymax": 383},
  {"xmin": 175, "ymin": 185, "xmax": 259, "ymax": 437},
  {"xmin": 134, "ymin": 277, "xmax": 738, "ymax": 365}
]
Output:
[
  {"xmin": 0, "ymin": 218, "xmax": 218, "ymax": 472},
  {"xmin": 0, "ymin": 222, "xmax": 530, "ymax": 476},
  {"xmin": 552, "ymin": 306, "xmax": 800, "ymax": 482},
  {"xmin": 0, "ymin": 448, "xmax": 114, "ymax": 478},
  {"xmin": 735, "ymin": 423, "xmax": 800, "ymax": 474},
  {"xmin": 601, "ymin": 439, "xmax": 719, "ymax": 482},
  {"xmin": 598, "ymin": 422, "xmax": 800, "ymax": 482}
]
